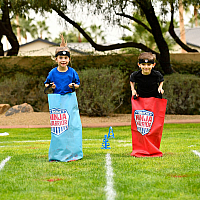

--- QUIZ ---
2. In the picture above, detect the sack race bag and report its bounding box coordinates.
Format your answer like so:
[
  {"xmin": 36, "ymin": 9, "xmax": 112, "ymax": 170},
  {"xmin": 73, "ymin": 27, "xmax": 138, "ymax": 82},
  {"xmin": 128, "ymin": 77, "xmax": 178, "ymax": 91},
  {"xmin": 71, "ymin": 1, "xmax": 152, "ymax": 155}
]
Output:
[
  {"xmin": 131, "ymin": 97, "xmax": 167, "ymax": 157},
  {"xmin": 48, "ymin": 93, "xmax": 83, "ymax": 162}
]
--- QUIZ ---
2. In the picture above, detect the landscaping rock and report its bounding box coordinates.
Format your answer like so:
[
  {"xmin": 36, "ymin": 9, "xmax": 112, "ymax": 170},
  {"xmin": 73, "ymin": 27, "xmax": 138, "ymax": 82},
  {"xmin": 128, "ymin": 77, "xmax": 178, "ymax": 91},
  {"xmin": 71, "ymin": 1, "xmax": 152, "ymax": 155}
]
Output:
[
  {"xmin": 0, "ymin": 104, "xmax": 11, "ymax": 114},
  {"xmin": 5, "ymin": 103, "xmax": 34, "ymax": 116}
]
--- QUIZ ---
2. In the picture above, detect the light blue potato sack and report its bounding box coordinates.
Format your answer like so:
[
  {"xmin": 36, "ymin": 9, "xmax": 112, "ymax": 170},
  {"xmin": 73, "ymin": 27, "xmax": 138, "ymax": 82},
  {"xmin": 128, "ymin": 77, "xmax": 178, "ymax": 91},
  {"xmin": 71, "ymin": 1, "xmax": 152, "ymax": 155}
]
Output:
[{"xmin": 48, "ymin": 93, "xmax": 83, "ymax": 162}]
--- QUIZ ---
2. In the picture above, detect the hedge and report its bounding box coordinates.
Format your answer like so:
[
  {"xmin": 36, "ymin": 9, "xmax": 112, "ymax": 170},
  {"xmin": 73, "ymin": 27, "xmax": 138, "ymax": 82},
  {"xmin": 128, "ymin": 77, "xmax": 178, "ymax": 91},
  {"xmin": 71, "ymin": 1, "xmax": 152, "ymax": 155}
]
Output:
[
  {"xmin": 0, "ymin": 55, "xmax": 200, "ymax": 115},
  {"xmin": 163, "ymin": 73, "xmax": 200, "ymax": 115}
]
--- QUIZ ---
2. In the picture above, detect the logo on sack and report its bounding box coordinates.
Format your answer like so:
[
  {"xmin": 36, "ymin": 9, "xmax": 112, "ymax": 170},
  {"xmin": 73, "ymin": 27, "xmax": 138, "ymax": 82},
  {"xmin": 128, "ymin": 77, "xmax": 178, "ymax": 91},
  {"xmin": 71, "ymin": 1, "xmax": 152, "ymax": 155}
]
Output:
[
  {"xmin": 134, "ymin": 110, "xmax": 154, "ymax": 136},
  {"xmin": 49, "ymin": 108, "xmax": 69, "ymax": 135}
]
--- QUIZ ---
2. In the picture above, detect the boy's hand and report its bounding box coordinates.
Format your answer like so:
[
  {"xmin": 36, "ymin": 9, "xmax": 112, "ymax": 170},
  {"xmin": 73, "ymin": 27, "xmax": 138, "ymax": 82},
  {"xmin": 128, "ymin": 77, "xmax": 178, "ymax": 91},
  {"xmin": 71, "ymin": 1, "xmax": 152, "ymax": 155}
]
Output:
[
  {"xmin": 132, "ymin": 89, "xmax": 138, "ymax": 97},
  {"xmin": 68, "ymin": 83, "xmax": 75, "ymax": 88},
  {"xmin": 158, "ymin": 87, "xmax": 164, "ymax": 94},
  {"xmin": 45, "ymin": 82, "xmax": 56, "ymax": 89},
  {"xmin": 68, "ymin": 83, "xmax": 79, "ymax": 89}
]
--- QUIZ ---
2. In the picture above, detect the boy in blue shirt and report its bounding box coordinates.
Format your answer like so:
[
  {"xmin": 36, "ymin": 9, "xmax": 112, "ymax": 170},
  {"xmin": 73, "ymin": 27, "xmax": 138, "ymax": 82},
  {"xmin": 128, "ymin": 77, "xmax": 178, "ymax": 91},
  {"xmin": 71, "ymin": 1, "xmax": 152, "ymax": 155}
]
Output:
[
  {"xmin": 44, "ymin": 35, "xmax": 83, "ymax": 162},
  {"xmin": 44, "ymin": 37, "xmax": 80, "ymax": 94}
]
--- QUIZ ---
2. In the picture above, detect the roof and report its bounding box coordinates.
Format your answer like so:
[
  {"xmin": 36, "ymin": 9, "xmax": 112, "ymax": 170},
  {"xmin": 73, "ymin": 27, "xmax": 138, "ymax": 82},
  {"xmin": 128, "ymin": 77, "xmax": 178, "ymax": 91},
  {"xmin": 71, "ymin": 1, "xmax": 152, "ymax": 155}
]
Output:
[
  {"xmin": 175, "ymin": 27, "xmax": 200, "ymax": 48},
  {"xmin": 19, "ymin": 38, "xmax": 59, "ymax": 47},
  {"xmin": 23, "ymin": 38, "xmax": 91, "ymax": 55},
  {"xmin": 5, "ymin": 38, "xmax": 91, "ymax": 55}
]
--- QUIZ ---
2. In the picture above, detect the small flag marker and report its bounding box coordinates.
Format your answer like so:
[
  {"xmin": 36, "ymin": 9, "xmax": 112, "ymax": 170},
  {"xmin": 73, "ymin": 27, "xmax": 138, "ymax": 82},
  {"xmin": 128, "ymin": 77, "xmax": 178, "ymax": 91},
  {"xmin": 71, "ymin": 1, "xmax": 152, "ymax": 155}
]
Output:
[
  {"xmin": 108, "ymin": 127, "xmax": 115, "ymax": 138},
  {"xmin": 101, "ymin": 135, "xmax": 111, "ymax": 149}
]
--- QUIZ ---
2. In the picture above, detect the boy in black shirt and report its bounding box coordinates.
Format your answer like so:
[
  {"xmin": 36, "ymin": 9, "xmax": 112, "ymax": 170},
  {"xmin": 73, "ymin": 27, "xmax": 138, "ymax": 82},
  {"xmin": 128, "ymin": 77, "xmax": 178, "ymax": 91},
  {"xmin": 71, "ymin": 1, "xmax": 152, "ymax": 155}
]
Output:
[{"xmin": 130, "ymin": 52, "xmax": 164, "ymax": 98}]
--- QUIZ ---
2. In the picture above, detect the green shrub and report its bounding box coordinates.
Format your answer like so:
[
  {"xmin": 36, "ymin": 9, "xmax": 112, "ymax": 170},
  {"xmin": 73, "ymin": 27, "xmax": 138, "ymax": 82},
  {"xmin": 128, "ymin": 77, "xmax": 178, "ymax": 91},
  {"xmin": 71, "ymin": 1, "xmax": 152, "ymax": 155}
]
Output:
[
  {"xmin": 0, "ymin": 73, "xmax": 32, "ymax": 106},
  {"xmin": 0, "ymin": 73, "xmax": 47, "ymax": 111},
  {"xmin": 26, "ymin": 79, "xmax": 48, "ymax": 112},
  {"xmin": 0, "ymin": 56, "xmax": 200, "ymax": 115},
  {"xmin": 171, "ymin": 61, "xmax": 200, "ymax": 75},
  {"xmin": 163, "ymin": 73, "xmax": 200, "ymax": 114},
  {"xmin": 77, "ymin": 68, "xmax": 125, "ymax": 116}
]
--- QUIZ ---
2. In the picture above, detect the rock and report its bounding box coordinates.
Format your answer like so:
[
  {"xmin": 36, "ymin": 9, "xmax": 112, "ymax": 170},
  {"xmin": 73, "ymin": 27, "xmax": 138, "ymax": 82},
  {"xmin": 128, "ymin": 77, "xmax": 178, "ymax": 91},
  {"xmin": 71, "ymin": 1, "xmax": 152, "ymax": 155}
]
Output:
[
  {"xmin": 0, "ymin": 104, "xmax": 11, "ymax": 114},
  {"xmin": 5, "ymin": 103, "xmax": 34, "ymax": 116}
]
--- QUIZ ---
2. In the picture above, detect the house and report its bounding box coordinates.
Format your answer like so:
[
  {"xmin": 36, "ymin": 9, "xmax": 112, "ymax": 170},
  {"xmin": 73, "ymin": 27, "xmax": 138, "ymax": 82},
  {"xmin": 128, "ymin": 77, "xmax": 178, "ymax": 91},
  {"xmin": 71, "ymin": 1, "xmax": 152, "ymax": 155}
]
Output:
[
  {"xmin": 171, "ymin": 27, "xmax": 200, "ymax": 53},
  {"xmin": 4, "ymin": 37, "xmax": 123, "ymax": 56},
  {"xmin": 7, "ymin": 38, "xmax": 92, "ymax": 56}
]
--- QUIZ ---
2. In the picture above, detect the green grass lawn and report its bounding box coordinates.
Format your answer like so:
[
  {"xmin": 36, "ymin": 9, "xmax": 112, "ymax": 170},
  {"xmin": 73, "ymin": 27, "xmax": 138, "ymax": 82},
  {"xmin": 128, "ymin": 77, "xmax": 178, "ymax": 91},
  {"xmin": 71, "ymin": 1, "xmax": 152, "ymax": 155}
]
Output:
[{"xmin": 0, "ymin": 124, "xmax": 200, "ymax": 200}]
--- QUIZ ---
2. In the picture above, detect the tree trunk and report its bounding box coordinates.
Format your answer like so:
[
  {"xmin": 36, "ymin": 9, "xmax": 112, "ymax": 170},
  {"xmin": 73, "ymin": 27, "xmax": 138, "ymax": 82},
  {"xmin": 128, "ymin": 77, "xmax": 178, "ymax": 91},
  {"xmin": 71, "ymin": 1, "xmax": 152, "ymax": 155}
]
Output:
[
  {"xmin": 194, "ymin": 5, "xmax": 199, "ymax": 27},
  {"xmin": 179, "ymin": 0, "xmax": 186, "ymax": 53},
  {"xmin": 16, "ymin": 15, "xmax": 21, "ymax": 45},
  {"xmin": 52, "ymin": 6, "xmax": 159, "ymax": 57},
  {"xmin": 52, "ymin": 3, "xmax": 174, "ymax": 74},
  {"xmin": 0, "ymin": 36, "xmax": 4, "ymax": 56},
  {"xmin": 1, "ymin": 0, "xmax": 19, "ymax": 56},
  {"xmin": 136, "ymin": 0, "xmax": 173, "ymax": 74},
  {"xmin": 169, "ymin": 3, "xmax": 198, "ymax": 53},
  {"xmin": 0, "ymin": 22, "xmax": 5, "ymax": 56}
]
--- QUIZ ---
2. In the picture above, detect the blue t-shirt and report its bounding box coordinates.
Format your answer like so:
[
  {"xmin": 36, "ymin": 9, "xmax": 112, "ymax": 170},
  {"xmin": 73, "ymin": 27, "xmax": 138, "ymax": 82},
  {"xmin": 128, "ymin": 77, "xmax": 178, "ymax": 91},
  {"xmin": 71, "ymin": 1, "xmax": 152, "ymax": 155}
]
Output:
[{"xmin": 44, "ymin": 67, "xmax": 80, "ymax": 95}]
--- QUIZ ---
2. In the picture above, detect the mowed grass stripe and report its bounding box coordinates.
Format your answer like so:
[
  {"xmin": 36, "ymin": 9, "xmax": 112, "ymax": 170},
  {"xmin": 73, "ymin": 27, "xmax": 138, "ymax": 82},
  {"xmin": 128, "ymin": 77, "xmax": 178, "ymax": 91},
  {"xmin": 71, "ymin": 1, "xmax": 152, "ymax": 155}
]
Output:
[{"xmin": 0, "ymin": 124, "xmax": 199, "ymax": 200}]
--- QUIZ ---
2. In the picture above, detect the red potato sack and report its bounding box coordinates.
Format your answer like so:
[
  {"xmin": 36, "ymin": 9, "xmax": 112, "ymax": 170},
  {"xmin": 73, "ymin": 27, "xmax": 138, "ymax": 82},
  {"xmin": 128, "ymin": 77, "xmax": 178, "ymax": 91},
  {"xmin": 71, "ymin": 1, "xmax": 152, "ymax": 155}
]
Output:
[{"xmin": 131, "ymin": 97, "xmax": 167, "ymax": 157}]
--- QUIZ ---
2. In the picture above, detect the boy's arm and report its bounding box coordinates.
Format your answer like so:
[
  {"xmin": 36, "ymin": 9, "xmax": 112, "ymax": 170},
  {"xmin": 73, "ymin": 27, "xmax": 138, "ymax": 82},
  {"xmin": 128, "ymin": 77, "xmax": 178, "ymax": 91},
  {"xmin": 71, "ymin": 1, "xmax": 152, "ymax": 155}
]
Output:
[
  {"xmin": 69, "ymin": 71, "xmax": 80, "ymax": 89},
  {"xmin": 130, "ymin": 81, "xmax": 137, "ymax": 96},
  {"xmin": 44, "ymin": 77, "xmax": 56, "ymax": 89},
  {"xmin": 158, "ymin": 82, "xmax": 164, "ymax": 94}
]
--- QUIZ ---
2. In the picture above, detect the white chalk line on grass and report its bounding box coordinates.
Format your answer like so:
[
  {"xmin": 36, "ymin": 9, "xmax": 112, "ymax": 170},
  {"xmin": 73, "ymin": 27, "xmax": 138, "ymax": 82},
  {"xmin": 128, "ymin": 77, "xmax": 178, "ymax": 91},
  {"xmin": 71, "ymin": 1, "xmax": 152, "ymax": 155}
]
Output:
[
  {"xmin": 0, "ymin": 156, "xmax": 11, "ymax": 171},
  {"xmin": 192, "ymin": 150, "xmax": 200, "ymax": 158},
  {"xmin": 0, "ymin": 139, "xmax": 101, "ymax": 144},
  {"xmin": 0, "ymin": 140, "xmax": 51, "ymax": 144},
  {"xmin": 105, "ymin": 153, "xmax": 116, "ymax": 200}
]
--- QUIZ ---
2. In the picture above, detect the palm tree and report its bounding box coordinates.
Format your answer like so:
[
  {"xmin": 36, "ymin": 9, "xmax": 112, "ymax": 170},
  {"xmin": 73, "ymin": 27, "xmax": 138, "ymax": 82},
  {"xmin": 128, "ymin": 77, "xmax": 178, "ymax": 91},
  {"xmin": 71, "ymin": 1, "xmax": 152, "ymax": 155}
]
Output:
[
  {"xmin": 188, "ymin": 5, "xmax": 200, "ymax": 27},
  {"xmin": 120, "ymin": 14, "xmax": 175, "ymax": 53},
  {"xmin": 20, "ymin": 17, "xmax": 37, "ymax": 42},
  {"xmin": 36, "ymin": 18, "xmax": 50, "ymax": 39},
  {"xmin": 12, "ymin": 16, "xmax": 37, "ymax": 44},
  {"xmin": 89, "ymin": 25, "xmax": 105, "ymax": 43},
  {"xmin": 15, "ymin": 15, "xmax": 21, "ymax": 44},
  {"xmin": 178, "ymin": 0, "xmax": 186, "ymax": 53},
  {"xmin": 53, "ymin": 29, "xmax": 88, "ymax": 43},
  {"xmin": 53, "ymin": 32, "xmax": 69, "ymax": 43},
  {"xmin": 193, "ymin": 5, "xmax": 199, "ymax": 27}
]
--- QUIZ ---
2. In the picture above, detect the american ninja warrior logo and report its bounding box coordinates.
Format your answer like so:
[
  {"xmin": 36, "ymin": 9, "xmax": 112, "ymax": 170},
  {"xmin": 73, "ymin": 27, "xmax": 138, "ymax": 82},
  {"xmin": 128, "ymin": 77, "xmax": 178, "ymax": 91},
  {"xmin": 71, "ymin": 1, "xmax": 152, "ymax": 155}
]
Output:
[
  {"xmin": 134, "ymin": 110, "xmax": 154, "ymax": 136},
  {"xmin": 49, "ymin": 108, "xmax": 69, "ymax": 136}
]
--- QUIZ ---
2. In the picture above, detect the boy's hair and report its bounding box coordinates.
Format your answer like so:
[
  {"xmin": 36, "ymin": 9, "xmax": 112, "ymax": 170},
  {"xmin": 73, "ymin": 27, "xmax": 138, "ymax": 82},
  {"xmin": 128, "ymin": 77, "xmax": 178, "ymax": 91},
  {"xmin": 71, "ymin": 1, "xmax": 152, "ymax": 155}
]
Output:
[
  {"xmin": 55, "ymin": 34, "xmax": 70, "ymax": 56},
  {"xmin": 138, "ymin": 52, "xmax": 156, "ymax": 61}
]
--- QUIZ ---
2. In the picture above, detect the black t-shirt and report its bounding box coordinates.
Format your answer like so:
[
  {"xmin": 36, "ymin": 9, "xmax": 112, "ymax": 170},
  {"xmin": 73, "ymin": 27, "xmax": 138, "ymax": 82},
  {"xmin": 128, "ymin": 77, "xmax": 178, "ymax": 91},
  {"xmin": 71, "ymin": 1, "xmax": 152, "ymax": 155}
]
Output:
[{"xmin": 130, "ymin": 69, "xmax": 164, "ymax": 98}]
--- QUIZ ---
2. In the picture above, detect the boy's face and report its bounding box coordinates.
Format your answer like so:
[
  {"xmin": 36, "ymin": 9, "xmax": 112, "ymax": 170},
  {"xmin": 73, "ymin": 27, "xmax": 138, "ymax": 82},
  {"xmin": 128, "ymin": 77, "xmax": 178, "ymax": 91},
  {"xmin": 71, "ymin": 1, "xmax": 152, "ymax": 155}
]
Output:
[
  {"xmin": 138, "ymin": 62, "xmax": 156, "ymax": 75},
  {"xmin": 56, "ymin": 55, "xmax": 70, "ymax": 68}
]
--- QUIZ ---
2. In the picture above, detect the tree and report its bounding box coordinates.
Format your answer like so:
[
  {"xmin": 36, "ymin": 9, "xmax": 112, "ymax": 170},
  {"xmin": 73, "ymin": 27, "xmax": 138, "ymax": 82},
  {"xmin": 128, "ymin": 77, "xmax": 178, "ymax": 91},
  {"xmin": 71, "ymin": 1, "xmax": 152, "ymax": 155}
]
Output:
[
  {"xmin": 188, "ymin": 4, "xmax": 200, "ymax": 27},
  {"xmin": 0, "ymin": 0, "xmax": 19, "ymax": 56},
  {"xmin": 193, "ymin": 4, "xmax": 199, "ymax": 27},
  {"xmin": 53, "ymin": 23, "xmax": 88, "ymax": 43},
  {"xmin": 168, "ymin": 0, "xmax": 198, "ymax": 53},
  {"xmin": 121, "ymin": 14, "xmax": 176, "ymax": 52},
  {"xmin": 89, "ymin": 24, "xmax": 106, "ymax": 43},
  {"xmin": 0, "ymin": 0, "xmax": 52, "ymax": 56},
  {"xmin": 11, "ymin": 16, "xmax": 37, "ymax": 44},
  {"xmin": 179, "ymin": 0, "xmax": 187, "ymax": 53},
  {"xmin": 1, "ymin": 0, "xmax": 200, "ymax": 74},
  {"xmin": 50, "ymin": 1, "xmax": 173, "ymax": 74},
  {"xmin": 36, "ymin": 19, "xmax": 50, "ymax": 39}
]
